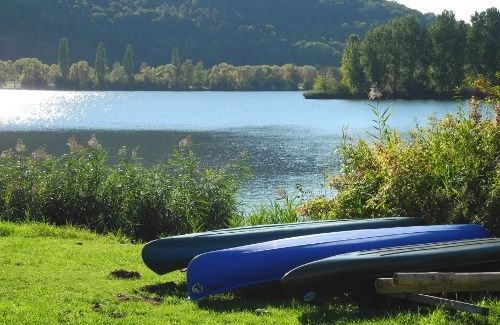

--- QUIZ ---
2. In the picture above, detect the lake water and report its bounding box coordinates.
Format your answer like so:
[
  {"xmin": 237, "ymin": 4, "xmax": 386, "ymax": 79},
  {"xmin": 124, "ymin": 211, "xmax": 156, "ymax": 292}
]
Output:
[{"xmin": 0, "ymin": 90, "xmax": 462, "ymax": 211}]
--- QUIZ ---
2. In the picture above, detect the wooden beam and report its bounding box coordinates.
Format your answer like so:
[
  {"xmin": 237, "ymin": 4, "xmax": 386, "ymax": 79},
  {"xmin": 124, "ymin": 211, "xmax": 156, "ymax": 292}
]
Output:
[
  {"xmin": 386, "ymin": 272, "xmax": 500, "ymax": 293},
  {"xmin": 386, "ymin": 293, "xmax": 489, "ymax": 317},
  {"xmin": 394, "ymin": 272, "xmax": 500, "ymax": 285}
]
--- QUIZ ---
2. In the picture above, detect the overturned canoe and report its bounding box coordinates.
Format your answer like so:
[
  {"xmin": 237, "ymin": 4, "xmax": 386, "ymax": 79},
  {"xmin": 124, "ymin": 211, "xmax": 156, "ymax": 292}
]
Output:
[
  {"xmin": 142, "ymin": 217, "xmax": 424, "ymax": 274},
  {"xmin": 281, "ymin": 237, "xmax": 500, "ymax": 304},
  {"xmin": 186, "ymin": 224, "xmax": 489, "ymax": 300}
]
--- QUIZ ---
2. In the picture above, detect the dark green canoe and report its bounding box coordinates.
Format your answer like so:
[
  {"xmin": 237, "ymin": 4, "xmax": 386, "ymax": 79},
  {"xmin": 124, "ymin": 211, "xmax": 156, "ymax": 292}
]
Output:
[
  {"xmin": 142, "ymin": 217, "xmax": 424, "ymax": 274},
  {"xmin": 281, "ymin": 237, "xmax": 500, "ymax": 304}
]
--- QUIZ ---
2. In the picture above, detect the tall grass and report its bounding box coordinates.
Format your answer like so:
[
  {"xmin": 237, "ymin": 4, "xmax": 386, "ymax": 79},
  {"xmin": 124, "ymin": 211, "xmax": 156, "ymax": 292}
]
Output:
[
  {"xmin": 231, "ymin": 187, "xmax": 309, "ymax": 226},
  {"xmin": 301, "ymin": 85, "xmax": 500, "ymax": 236},
  {"xmin": 0, "ymin": 136, "xmax": 248, "ymax": 241}
]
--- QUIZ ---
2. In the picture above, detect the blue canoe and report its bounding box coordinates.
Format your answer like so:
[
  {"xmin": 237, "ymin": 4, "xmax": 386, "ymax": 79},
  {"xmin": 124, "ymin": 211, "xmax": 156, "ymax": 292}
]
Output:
[{"xmin": 186, "ymin": 224, "xmax": 489, "ymax": 300}]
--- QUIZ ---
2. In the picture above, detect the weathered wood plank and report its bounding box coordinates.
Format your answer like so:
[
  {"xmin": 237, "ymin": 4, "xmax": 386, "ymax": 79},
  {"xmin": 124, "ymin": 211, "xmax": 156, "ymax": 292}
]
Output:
[{"xmin": 385, "ymin": 272, "xmax": 500, "ymax": 293}]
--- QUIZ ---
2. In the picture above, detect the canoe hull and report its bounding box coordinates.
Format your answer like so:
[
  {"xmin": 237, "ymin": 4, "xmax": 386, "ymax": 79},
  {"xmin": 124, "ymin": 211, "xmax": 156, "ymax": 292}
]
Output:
[
  {"xmin": 186, "ymin": 224, "xmax": 489, "ymax": 300},
  {"xmin": 142, "ymin": 217, "xmax": 424, "ymax": 274},
  {"xmin": 281, "ymin": 237, "xmax": 500, "ymax": 304}
]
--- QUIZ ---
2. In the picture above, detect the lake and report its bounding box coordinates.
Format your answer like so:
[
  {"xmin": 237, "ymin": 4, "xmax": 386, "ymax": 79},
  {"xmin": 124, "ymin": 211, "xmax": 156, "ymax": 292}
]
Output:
[{"xmin": 0, "ymin": 90, "xmax": 462, "ymax": 211}]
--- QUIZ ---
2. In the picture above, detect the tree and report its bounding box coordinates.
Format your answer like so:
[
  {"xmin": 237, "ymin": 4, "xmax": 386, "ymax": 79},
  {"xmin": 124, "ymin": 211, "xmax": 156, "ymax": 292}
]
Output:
[
  {"xmin": 69, "ymin": 61, "xmax": 95, "ymax": 89},
  {"xmin": 340, "ymin": 34, "xmax": 367, "ymax": 94},
  {"xmin": 0, "ymin": 61, "xmax": 10, "ymax": 86},
  {"xmin": 180, "ymin": 59, "xmax": 194, "ymax": 89},
  {"xmin": 123, "ymin": 44, "xmax": 134, "ymax": 84},
  {"xmin": 191, "ymin": 61, "xmax": 209, "ymax": 89},
  {"xmin": 362, "ymin": 25, "xmax": 389, "ymax": 90},
  {"xmin": 468, "ymin": 8, "xmax": 500, "ymax": 80},
  {"xmin": 171, "ymin": 47, "xmax": 181, "ymax": 69},
  {"xmin": 14, "ymin": 58, "xmax": 49, "ymax": 89},
  {"xmin": 428, "ymin": 11, "xmax": 468, "ymax": 92},
  {"xmin": 48, "ymin": 64, "xmax": 62, "ymax": 84},
  {"xmin": 280, "ymin": 64, "xmax": 301, "ymax": 90},
  {"xmin": 94, "ymin": 42, "xmax": 107, "ymax": 87},
  {"xmin": 392, "ymin": 16, "xmax": 430, "ymax": 92},
  {"xmin": 313, "ymin": 68, "xmax": 336, "ymax": 92},
  {"xmin": 2, "ymin": 60, "xmax": 18, "ymax": 87},
  {"xmin": 107, "ymin": 62, "xmax": 127, "ymax": 88},
  {"xmin": 299, "ymin": 65, "xmax": 319, "ymax": 90},
  {"xmin": 170, "ymin": 47, "xmax": 181, "ymax": 89},
  {"xmin": 359, "ymin": 15, "xmax": 434, "ymax": 94},
  {"xmin": 57, "ymin": 38, "xmax": 71, "ymax": 80}
]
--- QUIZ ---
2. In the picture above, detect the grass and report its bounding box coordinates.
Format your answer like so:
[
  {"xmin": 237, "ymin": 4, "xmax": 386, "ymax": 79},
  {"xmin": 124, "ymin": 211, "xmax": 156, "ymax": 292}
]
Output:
[{"xmin": 1, "ymin": 221, "xmax": 498, "ymax": 324}]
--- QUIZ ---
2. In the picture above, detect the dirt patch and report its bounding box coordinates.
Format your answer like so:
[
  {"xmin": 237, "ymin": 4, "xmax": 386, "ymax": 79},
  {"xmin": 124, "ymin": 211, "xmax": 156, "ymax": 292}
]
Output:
[
  {"xmin": 92, "ymin": 302, "xmax": 101, "ymax": 311},
  {"xmin": 141, "ymin": 282, "xmax": 176, "ymax": 295},
  {"xmin": 110, "ymin": 269, "xmax": 141, "ymax": 279}
]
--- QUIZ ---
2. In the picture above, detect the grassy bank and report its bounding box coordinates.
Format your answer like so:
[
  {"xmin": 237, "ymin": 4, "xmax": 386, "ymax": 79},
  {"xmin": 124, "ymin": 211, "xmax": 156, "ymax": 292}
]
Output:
[{"xmin": 1, "ymin": 221, "xmax": 498, "ymax": 324}]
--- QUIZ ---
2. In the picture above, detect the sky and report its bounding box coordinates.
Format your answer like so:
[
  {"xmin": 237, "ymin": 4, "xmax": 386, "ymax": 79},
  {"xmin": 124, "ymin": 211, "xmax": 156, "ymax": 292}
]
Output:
[{"xmin": 394, "ymin": 0, "xmax": 498, "ymax": 22}]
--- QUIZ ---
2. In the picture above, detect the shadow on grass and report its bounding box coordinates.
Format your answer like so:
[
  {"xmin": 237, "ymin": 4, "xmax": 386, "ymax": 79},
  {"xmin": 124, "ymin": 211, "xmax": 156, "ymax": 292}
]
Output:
[
  {"xmin": 298, "ymin": 293, "xmax": 416, "ymax": 324},
  {"xmin": 137, "ymin": 280, "xmax": 187, "ymax": 298},
  {"xmin": 299, "ymin": 291, "xmax": 496, "ymax": 325},
  {"xmin": 196, "ymin": 283, "xmax": 292, "ymax": 312}
]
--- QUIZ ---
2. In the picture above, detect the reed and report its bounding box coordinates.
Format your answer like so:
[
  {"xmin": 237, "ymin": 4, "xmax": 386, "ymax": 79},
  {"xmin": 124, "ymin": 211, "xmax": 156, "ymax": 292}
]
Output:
[
  {"xmin": 0, "ymin": 136, "xmax": 247, "ymax": 241},
  {"xmin": 301, "ymin": 90, "xmax": 500, "ymax": 236}
]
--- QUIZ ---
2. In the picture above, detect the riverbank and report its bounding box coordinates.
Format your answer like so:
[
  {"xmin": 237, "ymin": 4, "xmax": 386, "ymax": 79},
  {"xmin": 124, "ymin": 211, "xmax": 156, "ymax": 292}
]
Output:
[
  {"xmin": 1, "ymin": 221, "xmax": 498, "ymax": 324},
  {"xmin": 303, "ymin": 89, "xmax": 485, "ymax": 100}
]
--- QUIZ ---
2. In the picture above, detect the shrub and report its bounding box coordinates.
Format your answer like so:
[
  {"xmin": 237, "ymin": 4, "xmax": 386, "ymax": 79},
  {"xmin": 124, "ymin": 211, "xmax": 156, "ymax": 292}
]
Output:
[
  {"xmin": 301, "ymin": 86, "xmax": 500, "ymax": 236},
  {"xmin": 0, "ymin": 136, "xmax": 247, "ymax": 241},
  {"xmin": 230, "ymin": 187, "xmax": 320, "ymax": 226}
]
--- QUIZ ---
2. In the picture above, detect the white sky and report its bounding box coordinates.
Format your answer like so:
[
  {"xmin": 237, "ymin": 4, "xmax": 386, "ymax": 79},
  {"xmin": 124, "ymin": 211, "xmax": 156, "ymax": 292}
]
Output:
[{"xmin": 394, "ymin": 0, "xmax": 499, "ymax": 22}]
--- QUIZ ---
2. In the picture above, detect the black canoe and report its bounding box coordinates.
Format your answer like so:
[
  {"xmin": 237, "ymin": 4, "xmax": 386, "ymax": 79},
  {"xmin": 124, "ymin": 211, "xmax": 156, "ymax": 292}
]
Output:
[
  {"xmin": 281, "ymin": 237, "xmax": 500, "ymax": 304},
  {"xmin": 142, "ymin": 217, "xmax": 424, "ymax": 274}
]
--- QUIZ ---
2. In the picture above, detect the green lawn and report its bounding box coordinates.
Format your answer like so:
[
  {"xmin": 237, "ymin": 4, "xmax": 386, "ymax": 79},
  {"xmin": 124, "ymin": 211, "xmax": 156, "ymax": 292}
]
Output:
[{"xmin": 0, "ymin": 221, "xmax": 498, "ymax": 324}]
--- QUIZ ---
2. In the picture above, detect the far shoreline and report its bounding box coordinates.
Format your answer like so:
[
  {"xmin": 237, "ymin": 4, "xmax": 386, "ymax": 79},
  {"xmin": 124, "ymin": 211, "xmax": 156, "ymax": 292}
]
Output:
[{"xmin": 303, "ymin": 89, "xmax": 485, "ymax": 101}]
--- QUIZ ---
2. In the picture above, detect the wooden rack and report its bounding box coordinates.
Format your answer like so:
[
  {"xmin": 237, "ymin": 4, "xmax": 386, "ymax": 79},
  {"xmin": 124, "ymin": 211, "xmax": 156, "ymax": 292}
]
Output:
[{"xmin": 375, "ymin": 272, "xmax": 500, "ymax": 316}]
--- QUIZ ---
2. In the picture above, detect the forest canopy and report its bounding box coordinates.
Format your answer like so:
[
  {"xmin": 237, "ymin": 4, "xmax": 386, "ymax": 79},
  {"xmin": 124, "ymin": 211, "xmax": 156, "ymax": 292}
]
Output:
[{"xmin": 0, "ymin": 0, "xmax": 432, "ymax": 67}]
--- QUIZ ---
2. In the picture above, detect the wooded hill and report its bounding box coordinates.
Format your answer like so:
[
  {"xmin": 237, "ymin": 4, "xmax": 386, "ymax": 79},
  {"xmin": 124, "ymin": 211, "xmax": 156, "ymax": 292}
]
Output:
[{"xmin": 0, "ymin": 0, "xmax": 432, "ymax": 67}]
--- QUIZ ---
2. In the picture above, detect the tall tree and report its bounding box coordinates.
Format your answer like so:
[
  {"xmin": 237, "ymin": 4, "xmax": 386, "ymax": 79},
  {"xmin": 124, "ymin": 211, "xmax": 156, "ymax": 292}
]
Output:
[
  {"xmin": 57, "ymin": 38, "xmax": 71, "ymax": 80},
  {"xmin": 362, "ymin": 25, "xmax": 389, "ymax": 90},
  {"xmin": 94, "ymin": 42, "xmax": 107, "ymax": 87},
  {"xmin": 171, "ymin": 47, "xmax": 181, "ymax": 89},
  {"xmin": 468, "ymin": 7, "xmax": 500, "ymax": 80},
  {"xmin": 389, "ymin": 16, "xmax": 430, "ymax": 92},
  {"xmin": 340, "ymin": 34, "xmax": 367, "ymax": 94},
  {"xmin": 428, "ymin": 11, "xmax": 467, "ymax": 92},
  {"xmin": 171, "ymin": 47, "xmax": 181, "ymax": 69},
  {"xmin": 123, "ymin": 44, "xmax": 134, "ymax": 84}
]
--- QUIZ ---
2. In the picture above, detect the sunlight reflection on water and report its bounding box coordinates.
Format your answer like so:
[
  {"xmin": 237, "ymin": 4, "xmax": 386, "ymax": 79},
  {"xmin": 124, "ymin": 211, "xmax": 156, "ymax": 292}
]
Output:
[{"xmin": 0, "ymin": 90, "xmax": 109, "ymax": 128}]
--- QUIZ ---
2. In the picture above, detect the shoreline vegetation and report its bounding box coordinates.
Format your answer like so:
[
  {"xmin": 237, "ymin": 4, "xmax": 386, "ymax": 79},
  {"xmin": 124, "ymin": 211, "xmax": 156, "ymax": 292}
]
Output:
[
  {"xmin": 1, "ymin": 9, "xmax": 498, "ymax": 100},
  {"xmin": 307, "ymin": 8, "xmax": 499, "ymax": 101},
  {"xmin": 300, "ymin": 79, "xmax": 500, "ymax": 238},
  {"xmin": 1, "ymin": 75, "xmax": 498, "ymax": 239},
  {"xmin": 0, "ymin": 135, "xmax": 252, "ymax": 242},
  {"xmin": 303, "ymin": 89, "xmax": 486, "ymax": 100}
]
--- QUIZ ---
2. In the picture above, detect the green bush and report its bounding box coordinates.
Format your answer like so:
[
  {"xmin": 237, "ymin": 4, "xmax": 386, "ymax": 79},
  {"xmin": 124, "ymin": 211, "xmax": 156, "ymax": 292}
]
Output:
[
  {"xmin": 230, "ymin": 187, "xmax": 321, "ymax": 226},
  {"xmin": 0, "ymin": 136, "xmax": 247, "ymax": 241},
  {"xmin": 301, "ymin": 98, "xmax": 500, "ymax": 236}
]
